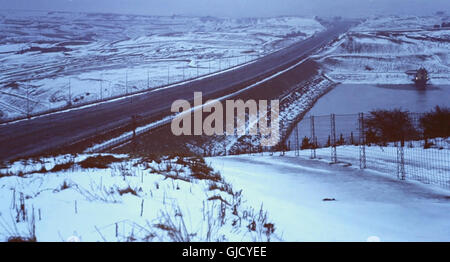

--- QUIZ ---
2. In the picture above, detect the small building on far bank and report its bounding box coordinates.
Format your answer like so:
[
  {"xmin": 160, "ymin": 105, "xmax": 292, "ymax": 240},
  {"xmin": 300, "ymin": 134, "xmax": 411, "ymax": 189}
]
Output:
[
  {"xmin": 406, "ymin": 68, "xmax": 430, "ymax": 87},
  {"xmin": 414, "ymin": 68, "xmax": 429, "ymax": 86}
]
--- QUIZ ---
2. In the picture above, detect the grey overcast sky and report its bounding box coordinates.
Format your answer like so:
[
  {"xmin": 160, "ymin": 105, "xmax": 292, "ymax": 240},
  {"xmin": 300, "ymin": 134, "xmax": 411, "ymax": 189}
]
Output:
[{"xmin": 0, "ymin": 0, "xmax": 449, "ymax": 17}]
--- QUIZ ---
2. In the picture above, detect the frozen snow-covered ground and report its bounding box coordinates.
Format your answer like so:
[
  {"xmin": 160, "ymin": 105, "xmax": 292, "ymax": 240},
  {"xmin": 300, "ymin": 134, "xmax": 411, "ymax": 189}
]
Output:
[
  {"xmin": 0, "ymin": 10, "xmax": 324, "ymax": 119},
  {"xmin": 208, "ymin": 152, "xmax": 450, "ymax": 241},
  {"xmin": 0, "ymin": 154, "xmax": 280, "ymax": 242},
  {"xmin": 291, "ymin": 141, "xmax": 450, "ymax": 189},
  {"xmin": 314, "ymin": 16, "xmax": 450, "ymax": 85},
  {"xmin": 0, "ymin": 147, "xmax": 449, "ymax": 242}
]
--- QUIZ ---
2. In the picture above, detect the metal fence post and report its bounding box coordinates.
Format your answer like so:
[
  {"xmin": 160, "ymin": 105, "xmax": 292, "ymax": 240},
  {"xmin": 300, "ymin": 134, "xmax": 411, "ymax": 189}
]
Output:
[
  {"xmin": 330, "ymin": 114, "xmax": 337, "ymax": 163},
  {"xmin": 310, "ymin": 116, "xmax": 316, "ymax": 159},
  {"xmin": 359, "ymin": 113, "xmax": 367, "ymax": 169},
  {"xmin": 295, "ymin": 124, "xmax": 300, "ymax": 157},
  {"xmin": 397, "ymin": 139, "xmax": 406, "ymax": 180}
]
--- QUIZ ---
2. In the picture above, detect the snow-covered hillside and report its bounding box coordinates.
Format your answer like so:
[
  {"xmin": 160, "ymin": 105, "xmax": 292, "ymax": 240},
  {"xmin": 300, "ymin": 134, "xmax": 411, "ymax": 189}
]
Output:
[
  {"xmin": 0, "ymin": 10, "xmax": 324, "ymax": 120},
  {"xmin": 315, "ymin": 16, "xmax": 450, "ymax": 85},
  {"xmin": 0, "ymin": 154, "xmax": 280, "ymax": 242}
]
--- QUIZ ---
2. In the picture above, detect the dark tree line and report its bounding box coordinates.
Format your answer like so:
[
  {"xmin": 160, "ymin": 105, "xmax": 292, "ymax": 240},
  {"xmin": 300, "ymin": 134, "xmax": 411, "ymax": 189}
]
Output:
[
  {"xmin": 297, "ymin": 107, "xmax": 449, "ymax": 150},
  {"xmin": 420, "ymin": 106, "xmax": 450, "ymax": 139},
  {"xmin": 365, "ymin": 107, "xmax": 450, "ymax": 145}
]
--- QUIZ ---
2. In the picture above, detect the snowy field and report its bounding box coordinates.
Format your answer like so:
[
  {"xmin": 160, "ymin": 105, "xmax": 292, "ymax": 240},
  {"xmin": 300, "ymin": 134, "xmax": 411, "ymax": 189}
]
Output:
[
  {"xmin": 208, "ymin": 152, "xmax": 450, "ymax": 242},
  {"xmin": 288, "ymin": 140, "xmax": 450, "ymax": 189},
  {"xmin": 0, "ymin": 145, "xmax": 448, "ymax": 242},
  {"xmin": 314, "ymin": 15, "xmax": 450, "ymax": 85},
  {"xmin": 0, "ymin": 154, "xmax": 281, "ymax": 242},
  {"xmin": 0, "ymin": 10, "xmax": 324, "ymax": 120}
]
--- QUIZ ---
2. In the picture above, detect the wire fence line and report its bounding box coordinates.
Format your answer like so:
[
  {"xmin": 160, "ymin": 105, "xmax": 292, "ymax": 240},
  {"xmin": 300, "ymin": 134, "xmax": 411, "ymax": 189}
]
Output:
[
  {"xmin": 0, "ymin": 54, "xmax": 258, "ymax": 125},
  {"xmin": 78, "ymin": 108, "xmax": 448, "ymax": 192},
  {"xmin": 287, "ymin": 112, "xmax": 450, "ymax": 190}
]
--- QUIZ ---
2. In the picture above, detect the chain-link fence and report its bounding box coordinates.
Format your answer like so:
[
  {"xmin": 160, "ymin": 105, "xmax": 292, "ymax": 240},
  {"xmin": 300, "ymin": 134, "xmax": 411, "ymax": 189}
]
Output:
[{"xmin": 288, "ymin": 110, "xmax": 450, "ymax": 190}]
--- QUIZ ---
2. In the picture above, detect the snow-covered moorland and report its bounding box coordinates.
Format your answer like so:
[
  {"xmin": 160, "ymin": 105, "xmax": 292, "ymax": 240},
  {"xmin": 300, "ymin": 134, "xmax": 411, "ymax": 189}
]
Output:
[
  {"xmin": 0, "ymin": 10, "xmax": 325, "ymax": 120},
  {"xmin": 315, "ymin": 16, "xmax": 450, "ymax": 85},
  {"xmin": 0, "ymin": 154, "xmax": 280, "ymax": 242}
]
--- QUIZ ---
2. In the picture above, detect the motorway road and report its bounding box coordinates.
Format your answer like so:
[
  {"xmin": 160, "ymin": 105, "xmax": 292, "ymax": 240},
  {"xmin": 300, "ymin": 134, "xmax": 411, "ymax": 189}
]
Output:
[{"xmin": 0, "ymin": 21, "xmax": 354, "ymax": 161}]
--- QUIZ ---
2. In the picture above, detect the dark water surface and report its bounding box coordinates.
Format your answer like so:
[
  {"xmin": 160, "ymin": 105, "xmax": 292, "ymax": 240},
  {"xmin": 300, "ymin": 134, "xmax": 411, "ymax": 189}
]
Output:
[
  {"xmin": 287, "ymin": 83, "xmax": 449, "ymax": 145},
  {"xmin": 306, "ymin": 83, "xmax": 450, "ymax": 116}
]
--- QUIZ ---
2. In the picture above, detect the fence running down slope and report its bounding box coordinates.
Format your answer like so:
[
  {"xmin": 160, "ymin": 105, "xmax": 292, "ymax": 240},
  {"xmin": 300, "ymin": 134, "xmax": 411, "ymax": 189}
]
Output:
[{"xmin": 287, "ymin": 112, "xmax": 450, "ymax": 190}]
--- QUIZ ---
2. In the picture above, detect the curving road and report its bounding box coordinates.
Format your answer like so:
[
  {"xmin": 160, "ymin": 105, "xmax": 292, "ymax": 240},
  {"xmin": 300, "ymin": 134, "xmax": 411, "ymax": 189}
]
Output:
[{"xmin": 0, "ymin": 21, "xmax": 354, "ymax": 161}]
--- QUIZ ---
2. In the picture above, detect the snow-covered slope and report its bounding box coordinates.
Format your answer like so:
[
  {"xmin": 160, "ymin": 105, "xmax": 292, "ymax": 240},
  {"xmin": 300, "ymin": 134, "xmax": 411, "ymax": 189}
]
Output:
[
  {"xmin": 1, "ymin": 147, "xmax": 448, "ymax": 242},
  {"xmin": 0, "ymin": 10, "xmax": 324, "ymax": 119},
  {"xmin": 0, "ymin": 154, "xmax": 280, "ymax": 242},
  {"xmin": 315, "ymin": 16, "xmax": 450, "ymax": 85}
]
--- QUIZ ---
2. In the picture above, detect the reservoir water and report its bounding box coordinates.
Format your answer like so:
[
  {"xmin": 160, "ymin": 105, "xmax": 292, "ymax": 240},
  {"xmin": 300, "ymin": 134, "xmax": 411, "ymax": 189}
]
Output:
[{"xmin": 287, "ymin": 83, "xmax": 450, "ymax": 146}]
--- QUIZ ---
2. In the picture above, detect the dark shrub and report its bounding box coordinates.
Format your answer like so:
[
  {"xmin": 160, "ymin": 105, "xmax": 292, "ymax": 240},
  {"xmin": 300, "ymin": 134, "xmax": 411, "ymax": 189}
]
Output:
[
  {"xmin": 365, "ymin": 109, "xmax": 417, "ymax": 144},
  {"xmin": 117, "ymin": 186, "xmax": 138, "ymax": 196},
  {"xmin": 301, "ymin": 136, "xmax": 312, "ymax": 149},
  {"xmin": 79, "ymin": 155, "xmax": 123, "ymax": 169},
  {"xmin": 189, "ymin": 159, "xmax": 222, "ymax": 182},
  {"xmin": 420, "ymin": 106, "xmax": 450, "ymax": 139},
  {"xmin": 60, "ymin": 180, "xmax": 70, "ymax": 191},
  {"xmin": 51, "ymin": 161, "xmax": 74, "ymax": 172},
  {"xmin": 191, "ymin": 171, "xmax": 222, "ymax": 182},
  {"xmin": 337, "ymin": 134, "xmax": 345, "ymax": 146},
  {"xmin": 7, "ymin": 236, "xmax": 37, "ymax": 242}
]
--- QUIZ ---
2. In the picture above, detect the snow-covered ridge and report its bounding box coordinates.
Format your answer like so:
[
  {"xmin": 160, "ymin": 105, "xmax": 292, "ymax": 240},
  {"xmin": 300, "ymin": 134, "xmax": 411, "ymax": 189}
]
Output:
[
  {"xmin": 315, "ymin": 16, "xmax": 450, "ymax": 85},
  {"xmin": 0, "ymin": 10, "xmax": 325, "ymax": 120}
]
